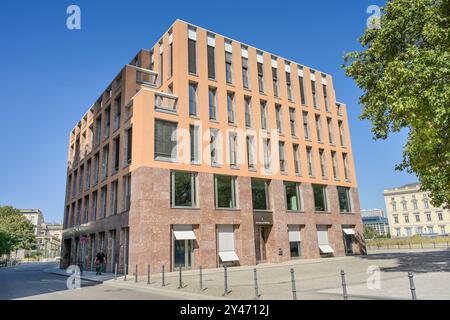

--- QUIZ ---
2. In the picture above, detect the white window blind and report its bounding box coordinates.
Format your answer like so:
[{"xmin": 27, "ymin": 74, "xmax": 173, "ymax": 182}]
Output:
[
  {"xmin": 310, "ymin": 72, "xmax": 316, "ymax": 81},
  {"xmin": 241, "ymin": 47, "xmax": 248, "ymax": 58},
  {"xmin": 188, "ymin": 27, "xmax": 197, "ymax": 40},
  {"xmin": 285, "ymin": 62, "xmax": 291, "ymax": 73},
  {"xmin": 173, "ymin": 225, "xmax": 196, "ymax": 240},
  {"xmin": 218, "ymin": 225, "xmax": 239, "ymax": 262},
  {"xmin": 297, "ymin": 66, "xmax": 304, "ymax": 77},
  {"xmin": 168, "ymin": 33, "xmax": 173, "ymax": 44},
  {"xmin": 271, "ymin": 58, "xmax": 278, "ymax": 68},
  {"xmin": 321, "ymin": 75, "xmax": 327, "ymax": 84},
  {"xmin": 207, "ymin": 34, "xmax": 215, "ymax": 47},
  {"xmin": 288, "ymin": 225, "xmax": 301, "ymax": 242},
  {"xmin": 317, "ymin": 225, "xmax": 329, "ymax": 245},
  {"xmin": 225, "ymin": 40, "xmax": 233, "ymax": 53},
  {"xmin": 257, "ymin": 52, "xmax": 264, "ymax": 63}
]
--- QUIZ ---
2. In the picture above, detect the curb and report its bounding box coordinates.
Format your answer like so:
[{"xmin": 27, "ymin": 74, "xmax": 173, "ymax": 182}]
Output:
[{"xmin": 43, "ymin": 268, "xmax": 110, "ymax": 284}]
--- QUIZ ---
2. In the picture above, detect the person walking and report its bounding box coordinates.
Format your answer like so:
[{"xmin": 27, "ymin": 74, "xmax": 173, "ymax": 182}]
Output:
[{"xmin": 95, "ymin": 250, "xmax": 106, "ymax": 275}]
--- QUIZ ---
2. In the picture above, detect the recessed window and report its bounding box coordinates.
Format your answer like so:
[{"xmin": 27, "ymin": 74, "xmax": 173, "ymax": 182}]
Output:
[
  {"xmin": 338, "ymin": 120, "xmax": 345, "ymax": 146},
  {"xmin": 125, "ymin": 127, "xmax": 132, "ymax": 165},
  {"xmin": 246, "ymin": 136, "xmax": 255, "ymax": 170},
  {"xmin": 257, "ymin": 52, "xmax": 265, "ymax": 93},
  {"xmin": 285, "ymin": 62, "xmax": 292, "ymax": 101},
  {"xmin": 310, "ymin": 72, "xmax": 318, "ymax": 109},
  {"xmin": 100, "ymin": 186, "xmax": 107, "ymax": 218},
  {"xmin": 293, "ymin": 144, "xmax": 301, "ymax": 175},
  {"xmin": 113, "ymin": 136, "xmax": 120, "ymax": 173},
  {"xmin": 251, "ymin": 179, "xmax": 270, "ymax": 210},
  {"xmin": 260, "ymin": 101, "xmax": 268, "ymax": 130},
  {"xmin": 228, "ymin": 132, "xmax": 238, "ymax": 167},
  {"xmin": 244, "ymin": 96, "xmax": 253, "ymax": 128},
  {"xmin": 241, "ymin": 46, "xmax": 250, "ymax": 89},
  {"xmin": 189, "ymin": 82, "xmax": 198, "ymax": 116},
  {"xmin": 227, "ymin": 92, "xmax": 236, "ymax": 124},
  {"xmin": 190, "ymin": 125, "xmax": 199, "ymax": 164},
  {"xmin": 208, "ymin": 87, "xmax": 218, "ymax": 121},
  {"xmin": 104, "ymin": 106, "xmax": 111, "ymax": 138},
  {"xmin": 111, "ymin": 180, "xmax": 118, "ymax": 215},
  {"xmin": 275, "ymin": 104, "xmax": 283, "ymax": 134},
  {"xmin": 337, "ymin": 186, "xmax": 351, "ymax": 213},
  {"xmin": 210, "ymin": 129, "xmax": 219, "ymax": 166},
  {"xmin": 306, "ymin": 146, "xmax": 314, "ymax": 177},
  {"xmin": 123, "ymin": 174, "xmax": 131, "ymax": 211},
  {"xmin": 154, "ymin": 119, "xmax": 177, "ymax": 161},
  {"xmin": 331, "ymin": 151, "xmax": 339, "ymax": 180},
  {"xmin": 225, "ymin": 40, "xmax": 233, "ymax": 84},
  {"xmin": 298, "ymin": 67, "xmax": 306, "ymax": 105},
  {"xmin": 102, "ymin": 145, "xmax": 109, "ymax": 180},
  {"xmin": 279, "ymin": 141, "xmax": 286, "ymax": 173},
  {"xmin": 327, "ymin": 118, "xmax": 334, "ymax": 145},
  {"xmin": 289, "ymin": 108, "xmax": 297, "ymax": 137},
  {"xmin": 285, "ymin": 182, "xmax": 302, "ymax": 211},
  {"xmin": 343, "ymin": 153, "xmax": 350, "ymax": 180},
  {"xmin": 319, "ymin": 148, "xmax": 327, "ymax": 178},
  {"xmin": 171, "ymin": 171, "xmax": 197, "ymax": 208},
  {"xmin": 271, "ymin": 57, "xmax": 279, "ymax": 97},
  {"xmin": 302, "ymin": 111, "xmax": 310, "ymax": 140},
  {"xmin": 315, "ymin": 115, "xmax": 323, "ymax": 143},
  {"xmin": 207, "ymin": 33, "xmax": 216, "ymax": 79},
  {"xmin": 215, "ymin": 175, "xmax": 237, "ymax": 209},
  {"xmin": 188, "ymin": 26, "xmax": 197, "ymax": 74},
  {"xmin": 312, "ymin": 184, "xmax": 327, "ymax": 212},
  {"xmin": 263, "ymin": 138, "xmax": 271, "ymax": 171}
]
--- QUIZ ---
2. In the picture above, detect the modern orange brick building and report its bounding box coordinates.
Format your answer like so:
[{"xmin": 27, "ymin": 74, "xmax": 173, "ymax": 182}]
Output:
[{"xmin": 61, "ymin": 19, "xmax": 366, "ymax": 275}]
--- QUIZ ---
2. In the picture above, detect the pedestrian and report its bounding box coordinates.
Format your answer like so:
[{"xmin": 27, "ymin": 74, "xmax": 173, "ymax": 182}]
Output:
[{"xmin": 95, "ymin": 250, "xmax": 106, "ymax": 275}]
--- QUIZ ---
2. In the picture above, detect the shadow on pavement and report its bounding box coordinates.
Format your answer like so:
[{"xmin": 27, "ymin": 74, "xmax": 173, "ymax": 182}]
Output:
[{"xmin": 358, "ymin": 250, "xmax": 450, "ymax": 273}]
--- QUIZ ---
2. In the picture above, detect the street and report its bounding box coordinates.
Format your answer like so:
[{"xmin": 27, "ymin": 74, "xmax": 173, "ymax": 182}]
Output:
[{"xmin": 0, "ymin": 262, "xmax": 179, "ymax": 300}]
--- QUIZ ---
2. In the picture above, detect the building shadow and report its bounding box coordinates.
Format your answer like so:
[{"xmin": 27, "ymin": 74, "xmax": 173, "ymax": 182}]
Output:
[{"xmin": 358, "ymin": 250, "xmax": 450, "ymax": 273}]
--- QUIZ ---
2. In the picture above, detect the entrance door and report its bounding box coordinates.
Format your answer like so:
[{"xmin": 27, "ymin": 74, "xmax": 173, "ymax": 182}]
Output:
[
  {"xmin": 174, "ymin": 239, "xmax": 193, "ymax": 270},
  {"xmin": 343, "ymin": 234, "xmax": 354, "ymax": 255},
  {"xmin": 255, "ymin": 226, "xmax": 268, "ymax": 263},
  {"xmin": 63, "ymin": 239, "xmax": 72, "ymax": 268}
]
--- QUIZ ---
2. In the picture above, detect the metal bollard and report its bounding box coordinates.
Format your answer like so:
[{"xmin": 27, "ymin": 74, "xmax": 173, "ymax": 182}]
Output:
[
  {"xmin": 147, "ymin": 264, "xmax": 151, "ymax": 285},
  {"xmin": 162, "ymin": 264, "xmax": 165, "ymax": 286},
  {"xmin": 340, "ymin": 270, "xmax": 348, "ymax": 300},
  {"xmin": 408, "ymin": 272, "xmax": 417, "ymax": 300},
  {"xmin": 135, "ymin": 264, "xmax": 138, "ymax": 283},
  {"xmin": 178, "ymin": 266, "xmax": 184, "ymax": 289},
  {"xmin": 290, "ymin": 268, "xmax": 297, "ymax": 300},
  {"xmin": 254, "ymin": 268, "xmax": 260, "ymax": 300},
  {"xmin": 124, "ymin": 264, "xmax": 127, "ymax": 281},
  {"xmin": 433, "ymin": 242, "xmax": 436, "ymax": 248},
  {"xmin": 114, "ymin": 263, "xmax": 117, "ymax": 280},
  {"xmin": 223, "ymin": 266, "xmax": 231, "ymax": 295},
  {"xmin": 199, "ymin": 266, "xmax": 205, "ymax": 291},
  {"xmin": 409, "ymin": 242, "xmax": 411, "ymax": 249},
  {"xmin": 421, "ymin": 242, "xmax": 423, "ymax": 249}
]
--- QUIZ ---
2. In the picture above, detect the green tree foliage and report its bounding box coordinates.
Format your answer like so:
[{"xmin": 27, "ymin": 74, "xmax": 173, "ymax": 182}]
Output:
[
  {"xmin": 363, "ymin": 225, "xmax": 378, "ymax": 239},
  {"xmin": 0, "ymin": 206, "xmax": 36, "ymax": 255},
  {"xmin": 343, "ymin": 0, "xmax": 450, "ymax": 207}
]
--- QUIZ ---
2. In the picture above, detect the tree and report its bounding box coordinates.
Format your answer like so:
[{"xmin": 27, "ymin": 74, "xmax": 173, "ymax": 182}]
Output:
[
  {"xmin": 363, "ymin": 225, "xmax": 378, "ymax": 239},
  {"xmin": 343, "ymin": 0, "xmax": 450, "ymax": 207},
  {"xmin": 0, "ymin": 206, "xmax": 36, "ymax": 256}
]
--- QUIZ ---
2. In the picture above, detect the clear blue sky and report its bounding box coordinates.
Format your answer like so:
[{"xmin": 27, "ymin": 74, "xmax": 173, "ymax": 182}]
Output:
[{"xmin": 0, "ymin": 0, "xmax": 416, "ymax": 222}]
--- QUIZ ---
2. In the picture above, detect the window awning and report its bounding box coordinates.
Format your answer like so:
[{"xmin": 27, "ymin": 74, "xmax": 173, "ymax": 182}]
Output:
[
  {"xmin": 219, "ymin": 251, "xmax": 239, "ymax": 262},
  {"xmin": 173, "ymin": 225, "xmax": 196, "ymax": 240},
  {"xmin": 343, "ymin": 228, "xmax": 355, "ymax": 235},
  {"xmin": 319, "ymin": 245, "xmax": 334, "ymax": 254}
]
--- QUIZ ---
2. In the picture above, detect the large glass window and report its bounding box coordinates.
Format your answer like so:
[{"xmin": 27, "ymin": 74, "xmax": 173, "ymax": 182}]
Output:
[
  {"xmin": 289, "ymin": 108, "xmax": 297, "ymax": 136},
  {"xmin": 215, "ymin": 175, "xmax": 237, "ymax": 209},
  {"xmin": 188, "ymin": 27, "xmax": 197, "ymax": 74},
  {"xmin": 257, "ymin": 53, "xmax": 265, "ymax": 93},
  {"xmin": 208, "ymin": 87, "xmax": 217, "ymax": 120},
  {"xmin": 154, "ymin": 119, "xmax": 177, "ymax": 160},
  {"xmin": 190, "ymin": 125, "xmax": 199, "ymax": 163},
  {"xmin": 312, "ymin": 184, "xmax": 327, "ymax": 211},
  {"xmin": 207, "ymin": 33, "xmax": 215, "ymax": 79},
  {"xmin": 171, "ymin": 171, "xmax": 197, "ymax": 208},
  {"xmin": 251, "ymin": 179, "xmax": 270, "ymax": 210},
  {"xmin": 275, "ymin": 104, "xmax": 283, "ymax": 134},
  {"xmin": 225, "ymin": 40, "xmax": 233, "ymax": 84},
  {"xmin": 242, "ymin": 55, "xmax": 250, "ymax": 89},
  {"xmin": 337, "ymin": 186, "xmax": 351, "ymax": 213},
  {"xmin": 260, "ymin": 101, "xmax": 268, "ymax": 130},
  {"xmin": 189, "ymin": 82, "xmax": 198, "ymax": 116},
  {"xmin": 303, "ymin": 111, "xmax": 310, "ymax": 139},
  {"xmin": 285, "ymin": 182, "xmax": 301, "ymax": 211},
  {"xmin": 298, "ymin": 73, "xmax": 306, "ymax": 105},
  {"xmin": 227, "ymin": 92, "xmax": 235, "ymax": 124},
  {"xmin": 244, "ymin": 97, "xmax": 252, "ymax": 128}
]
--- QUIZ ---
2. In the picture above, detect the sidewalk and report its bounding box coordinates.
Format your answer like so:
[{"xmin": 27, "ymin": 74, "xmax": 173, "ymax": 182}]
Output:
[{"xmin": 44, "ymin": 266, "xmax": 115, "ymax": 283}]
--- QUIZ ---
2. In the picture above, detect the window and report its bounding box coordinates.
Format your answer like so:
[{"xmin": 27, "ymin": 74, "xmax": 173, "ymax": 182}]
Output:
[
  {"xmin": 123, "ymin": 175, "xmax": 131, "ymax": 211},
  {"xmin": 302, "ymin": 111, "xmax": 310, "ymax": 139},
  {"xmin": 415, "ymin": 214, "xmax": 420, "ymax": 222},
  {"xmin": 404, "ymin": 215, "xmax": 410, "ymax": 223},
  {"xmin": 104, "ymin": 106, "xmax": 111, "ymax": 138},
  {"xmin": 313, "ymin": 184, "xmax": 327, "ymax": 211},
  {"xmin": 327, "ymin": 118, "xmax": 334, "ymax": 145},
  {"xmin": 427, "ymin": 225, "xmax": 434, "ymax": 233},
  {"xmin": 392, "ymin": 201, "xmax": 397, "ymax": 212},
  {"xmin": 95, "ymin": 116, "xmax": 102, "ymax": 146},
  {"xmin": 338, "ymin": 120, "xmax": 345, "ymax": 146},
  {"xmin": 260, "ymin": 101, "xmax": 268, "ymax": 130},
  {"xmin": 113, "ymin": 136, "xmax": 120, "ymax": 173},
  {"xmin": 293, "ymin": 144, "xmax": 301, "ymax": 175},
  {"xmin": 93, "ymin": 152, "xmax": 99, "ymax": 185},
  {"xmin": 412, "ymin": 198, "xmax": 418, "ymax": 210},
  {"xmin": 210, "ymin": 129, "xmax": 219, "ymax": 166},
  {"xmin": 76, "ymin": 200, "xmax": 82, "ymax": 225},
  {"xmin": 285, "ymin": 182, "xmax": 301, "ymax": 211},
  {"xmin": 257, "ymin": 52, "xmax": 265, "ymax": 93},
  {"xmin": 91, "ymin": 191, "xmax": 97, "ymax": 221},
  {"xmin": 337, "ymin": 103, "xmax": 342, "ymax": 116},
  {"xmin": 190, "ymin": 125, "xmax": 199, "ymax": 164},
  {"xmin": 154, "ymin": 119, "xmax": 177, "ymax": 161},
  {"xmin": 246, "ymin": 136, "xmax": 255, "ymax": 170},
  {"xmin": 188, "ymin": 26, "xmax": 197, "ymax": 74},
  {"xmin": 322, "ymin": 76, "xmax": 330, "ymax": 112},
  {"xmin": 102, "ymin": 145, "xmax": 109, "ymax": 180},
  {"xmin": 310, "ymin": 73, "xmax": 318, "ymax": 108},
  {"xmin": 289, "ymin": 108, "xmax": 297, "ymax": 136},
  {"xmin": 189, "ymin": 82, "xmax": 198, "ymax": 116},
  {"xmin": 207, "ymin": 33, "xmax": 216, "ymax": 79},
  {"xmin": 225, "ymin": 40, "xmax": 233, "ymax": 84},
  {"xmin": 244, "ymin": 96, "xmax": 253, "ymax": 128},
  {"xmin": 343, "ymin": 153, "xmax": 350, "ymax": 180},
  {"xmin": 215, "ymin": 175, "xmax": 237, "ymax": 209},
  {"xmin": 171, "ymin": 171, "xmax": 197, "ymax": 208},
  {"xmin": 72, "ymin": 170, "xmax": 77, "ymax": 197},
  {"xmin": 406, "ymin": 227, "xmax": 412, "ymax": 236},
  {"xmin": 437, "ymin": 212, "xmax": 443, "ymax": 221},
  {"xmin": 337, "ymin": 186, "xmax": 351, "ymax": 213},
  {"xmin": 439, "ymin": 225, "xmax": 446, "ymax": 235},
  {"xmin": 113, "ymin": 95, "xmax": 121, "ymax": 131},
  {"xmin": 252, "ymin": 179, "xmax": 270, "ymax": 210},
  {"xmin": 100, "ymin": 186, "xmax": 107, "ymax": 219},
  {"xmin": 285, "ymin": 63, "xmax": 292, "ymax": 101},
  {"xmin": 416, "ymin": 226, "xmax": 423, "ymax": 234},
  {"xmin": 275, "ymin": 104, "xmax": 283, "ymax": 134},
  {"xmin": 298, "ymin": 67, "xmax": 306, "ymax": 105},
  {"xmin": 229, "ymin": 132, "xmax": 238, "ymax": 167},
  {"xmin": 279, "ymin": 141, "xmax": 286, "ymax": 173},
  {"xmin": 111, "ymin": 180, "xmax": 118, "ymax": 215},
  {"xmin": 331, "ymin": 151, "xmax": 339, "ymax": 180},
  {"xmin": 168, "ymin": 32, "xmax": 173, "ymax": 78},
  {"xmin": 83, "ymin": 196, "xmax": 89, "ymax": 223},
  {"xmin": 423, "ymin": 198, "xmax": 429, "ymax": 209},
  {"xmin": 227, "ymin": 92, "xmax": 236, "ymax": 124},
  {"xmin": 271, "ymin": 58, "xmax": 279, "ymax": 97},
  {"xmin": 79, "ymin": 165, "xmax": 84, "ymax": 193},
  {"xmin": 125, "ymin": 127, "xmax": 132, "ymax": 165},
  {"xmin": 395, "ymin": 228, "xmax": 401, "ymax": 237},
  {"xmin": 426, "ymin": 213, "xmax": 432, "ymax": 221},
  {"xmin": 85, "ymin": 159, "xmax": 91, "ymax": 190},
  {"xmin": 263, "ymin": 138, "xmax": 271, "ymax": 171},
  {"xmin": 208, "ymin": 87, "xmax": 218, "ymax": 121},
  {"xmin": 306, "ymin": 146, "xmax": 314, "ymax": 177},
  {"xmin": 319, "ymin": 149, "xmax": 327, "ymax": 178},
  {"xmin": 241, "ymin": 47, "xmax": 250, "ymax": 89},
  {"xmin": 315, "ymin": 115, "xmax": 323, "ymax": 143}
]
